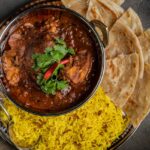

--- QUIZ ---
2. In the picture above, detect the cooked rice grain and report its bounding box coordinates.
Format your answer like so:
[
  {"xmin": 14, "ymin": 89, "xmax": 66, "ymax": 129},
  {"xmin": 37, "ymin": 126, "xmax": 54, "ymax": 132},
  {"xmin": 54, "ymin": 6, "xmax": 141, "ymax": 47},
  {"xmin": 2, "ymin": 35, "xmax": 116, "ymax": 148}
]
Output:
[{"xmin": 0, "ymin": 88, "xmax": 127, "ymax": 150}]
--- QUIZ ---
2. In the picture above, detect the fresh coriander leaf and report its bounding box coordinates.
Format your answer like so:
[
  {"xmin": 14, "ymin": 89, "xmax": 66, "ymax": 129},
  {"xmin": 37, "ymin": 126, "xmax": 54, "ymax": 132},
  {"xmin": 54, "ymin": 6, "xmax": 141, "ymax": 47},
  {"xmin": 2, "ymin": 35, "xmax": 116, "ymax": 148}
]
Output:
[
  {"xmin": 35, "ymin": 54, "xmax": 54, "ymax": 69},
  {"xmin": 32, "ymin": 63, "xmax": 38, "ymax": 71},
  {"xmin": 37, "ymin": 73, "xmax": 43, "ymax": 85},
  {"xmin": 37, "ymin": 78, "xmax": 69, "ymax": 95},
  {"xmin": 41, "ymin": 84, "xmax": 56, "ymax": 95},
  {"xmin": 41, "ymin": 80, "xmax": 57, "ymax": 95},
  {"xmin": 68, "ymin": 48, "xmax": 75, "ymax": 55},
  {"xmin": 32, "ymin": 38, "xmax": 76, "ymax": 95},
  {"xmin": 57, "ymin": 80, "xmax": 68, "ymax": 90},
  {"xmin": 32, "ymin": 38, "xmax": 75, "ymax": 71},
  {"xmin": 52, "ymin": 64, "xmax": 64, "ymax": 77},
  {"xmin": 55, "ymin": 38, "xmax": 66, "ymax": 47},
  {"xmin": 32, "ymin": 53, "xmax": 40, "ymax": 59},
  {"xmin": 45, "ymin": 47, "xmax": 53, "ymax": 54},
  {"xmin": 53, "ymin": 45, "xmax": 68, "ymax": 56},
  {"xmin": 41, "ymin": 67, "xmax": 49, "ymax": 74},
  {"xmin": 51, "ymin": 51, "xmax": 64, "ymax": 62}
]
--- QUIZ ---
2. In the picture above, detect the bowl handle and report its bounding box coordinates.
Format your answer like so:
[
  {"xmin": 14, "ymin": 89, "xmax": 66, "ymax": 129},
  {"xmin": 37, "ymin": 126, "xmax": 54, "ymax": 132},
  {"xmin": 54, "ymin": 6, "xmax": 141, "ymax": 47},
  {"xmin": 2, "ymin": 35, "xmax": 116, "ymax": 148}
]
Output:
[{"xmin": 90, "ymin": 20, "xmax": 109, "ymax": 47}]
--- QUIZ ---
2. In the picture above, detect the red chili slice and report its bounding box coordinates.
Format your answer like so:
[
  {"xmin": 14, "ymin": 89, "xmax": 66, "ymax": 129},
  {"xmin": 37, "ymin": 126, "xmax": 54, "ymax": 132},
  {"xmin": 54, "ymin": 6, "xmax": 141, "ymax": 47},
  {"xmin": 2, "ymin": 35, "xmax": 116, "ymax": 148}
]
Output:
[
  {"xmin": 44, "ymin": 59, "xmax": 70, "ymax": 80},
  {"xmin": 44, "ymin": 63, "xmax": 58, "ymax": 80},
  {"xmin": 60, "ymin": 59, "xmax": 70, "ymax": 65}
]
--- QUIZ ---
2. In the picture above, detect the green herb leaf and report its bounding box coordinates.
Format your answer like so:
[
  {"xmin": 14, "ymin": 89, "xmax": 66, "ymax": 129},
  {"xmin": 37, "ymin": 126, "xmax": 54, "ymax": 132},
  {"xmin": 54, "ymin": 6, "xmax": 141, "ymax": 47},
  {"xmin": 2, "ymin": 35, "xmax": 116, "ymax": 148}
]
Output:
[
  {"xmin": 53, "ymin": 64, "xmax": 64, "ymax": 77},
  {"xmin": 45, "ymin": 47, "xmax": 53, "ymax": 54},
  {"xmin": 55, "ymin": 38, "xmax": 67, "ymax": 47},
  {"xmin": 68, "ymin": 48, "xmax": 75, "ymax": 55},
  {"xmin": 32, "ymin": 38, "xmax": 75, "ymax": 71},
  {"xmin": 57, "ymin": 80, "xmax": 68, "ymax": 90},
  {"xmin": 39, "ymin": 79, "xmax": 69, "ymax": 95},
  {"xmin": 32, "ymin": 38, "xmax": 75, "ymax": 95},
  {"xmin": 53, "ymin": 45, "xmax": 68, "ymax": 56},
  {"xmin": 41, "ymin": 80, "xmax": 57, "ymax": 95},
  {"xmin": 50, "ymin": 51, "xmax": 64, "ymax": 62},
  {"xmin": 36, "ymin": 73, "xmax": 43, "ymax": 85}
]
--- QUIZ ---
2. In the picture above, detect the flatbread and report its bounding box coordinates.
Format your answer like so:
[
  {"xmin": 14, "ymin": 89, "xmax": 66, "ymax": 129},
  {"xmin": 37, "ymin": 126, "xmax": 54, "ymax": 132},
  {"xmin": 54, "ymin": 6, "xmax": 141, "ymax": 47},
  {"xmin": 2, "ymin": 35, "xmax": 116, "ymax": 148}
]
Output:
[
  {"xmin": 86, "ymin": 0, "xmax": 124, "ymax": 28},
  {"xmin": 117, "ymin": 8, "xmax": 143, "ymax": 36},
  {"xmin": 138, "ymin": 29, "xmax": 150, "ymax": 64},
  {"xmin": 123, "ymin": 64, "xmax": 150, "ymax": 127},
  {"xmin": 101, "ymin": 53, "xmax": 139, "ymax": 108},
  {"xmin": 61, "ymin": 0, "xmax": 88, "ymax": 16},
  {"xmin": 112, "ymin": 0, "xmax": 125, "ymax": 5},
  {"xmin": 106, "ymin": 21, "xmax": 144, "ymax": 78}
]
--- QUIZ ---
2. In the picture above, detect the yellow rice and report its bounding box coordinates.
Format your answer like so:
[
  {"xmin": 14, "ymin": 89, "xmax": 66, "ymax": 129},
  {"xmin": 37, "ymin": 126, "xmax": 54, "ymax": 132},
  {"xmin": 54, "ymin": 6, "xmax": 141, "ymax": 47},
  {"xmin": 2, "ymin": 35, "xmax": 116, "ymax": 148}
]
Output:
[{"xmin": 0, "ymin": 88, "xmax": 127, "ymax": 150}]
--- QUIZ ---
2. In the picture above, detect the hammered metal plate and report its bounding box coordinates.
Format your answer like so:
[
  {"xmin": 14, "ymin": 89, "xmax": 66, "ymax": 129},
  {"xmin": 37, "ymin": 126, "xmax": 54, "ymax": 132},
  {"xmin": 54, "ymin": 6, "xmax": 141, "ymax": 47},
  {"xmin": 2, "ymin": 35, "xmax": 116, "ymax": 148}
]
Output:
[{"xmin": 0, "ymin": 0, "xmax": 135, "ymax": 150}]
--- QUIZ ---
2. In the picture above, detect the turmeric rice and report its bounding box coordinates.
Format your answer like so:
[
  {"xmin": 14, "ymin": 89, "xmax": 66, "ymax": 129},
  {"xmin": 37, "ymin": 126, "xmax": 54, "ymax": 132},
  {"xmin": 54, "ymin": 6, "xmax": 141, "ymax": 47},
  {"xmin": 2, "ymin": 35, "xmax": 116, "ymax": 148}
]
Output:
[{"xmin": 0, "ymin": 88, "xmax": 127, "ymax": 150}]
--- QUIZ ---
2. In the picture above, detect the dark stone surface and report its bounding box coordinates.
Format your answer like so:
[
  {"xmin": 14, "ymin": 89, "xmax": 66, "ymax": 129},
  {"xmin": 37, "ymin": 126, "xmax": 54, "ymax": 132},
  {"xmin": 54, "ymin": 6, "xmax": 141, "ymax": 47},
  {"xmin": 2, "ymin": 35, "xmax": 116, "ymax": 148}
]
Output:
[
  {"xmin": 123, "ymin": 0, "xmax": 150, "ymax": 29},
  {"xmin": 0, "ymin": 0, "xmax": 30, "ymax": 21},
  {"xmin": 0, "ymin": 0, "xmax": 150, "ymax": 150}
]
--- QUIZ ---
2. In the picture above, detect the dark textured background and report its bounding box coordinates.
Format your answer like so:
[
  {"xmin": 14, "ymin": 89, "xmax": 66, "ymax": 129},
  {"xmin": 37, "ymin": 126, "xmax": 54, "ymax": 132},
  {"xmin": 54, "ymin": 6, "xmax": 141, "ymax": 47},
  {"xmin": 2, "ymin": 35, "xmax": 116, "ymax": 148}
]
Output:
[{"xmin": 0, "ymin": 0, "xmax": 150, "ymax": 150}]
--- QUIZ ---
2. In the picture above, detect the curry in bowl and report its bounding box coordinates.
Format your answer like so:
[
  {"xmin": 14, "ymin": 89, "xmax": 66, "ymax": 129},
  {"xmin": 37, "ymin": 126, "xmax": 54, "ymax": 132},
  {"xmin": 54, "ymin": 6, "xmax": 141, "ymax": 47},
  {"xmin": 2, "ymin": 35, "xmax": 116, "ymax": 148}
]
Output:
[{"xmin": 0, "ymin": 7, "xmax": 104, "ymax": 115}]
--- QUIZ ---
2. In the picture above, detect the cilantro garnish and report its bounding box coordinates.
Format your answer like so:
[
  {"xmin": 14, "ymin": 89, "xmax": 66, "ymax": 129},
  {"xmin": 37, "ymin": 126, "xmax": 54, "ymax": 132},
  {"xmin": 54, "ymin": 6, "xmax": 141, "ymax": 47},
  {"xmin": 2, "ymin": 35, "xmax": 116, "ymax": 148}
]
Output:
[{"xmin": 32, "ymin": 38, "xmax": 75, "ymax": 95}]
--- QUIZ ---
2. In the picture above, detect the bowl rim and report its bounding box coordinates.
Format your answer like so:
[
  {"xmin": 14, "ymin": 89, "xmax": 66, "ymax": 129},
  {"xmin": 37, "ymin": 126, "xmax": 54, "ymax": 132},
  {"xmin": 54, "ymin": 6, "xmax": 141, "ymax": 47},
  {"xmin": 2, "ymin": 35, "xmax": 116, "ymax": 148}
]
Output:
[{"xmin": 0, "ymin": 5, "xmax": 105, "ymax": 116}]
